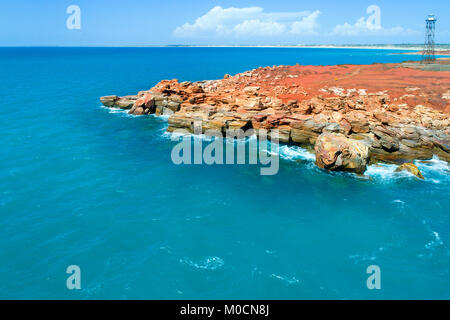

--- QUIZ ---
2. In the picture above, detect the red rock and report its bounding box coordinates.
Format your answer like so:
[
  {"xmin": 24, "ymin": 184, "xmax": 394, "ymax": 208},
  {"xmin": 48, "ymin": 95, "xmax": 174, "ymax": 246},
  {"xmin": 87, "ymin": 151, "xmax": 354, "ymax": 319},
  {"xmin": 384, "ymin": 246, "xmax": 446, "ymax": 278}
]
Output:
[
  {"xmin": 252, "ymin": 114, "xmax": 267, "ymax": 122},
  {"xmin": 315, "ymin": 133, "xmax": 369, "ymax": 174},
  {"xmin": 100, "ymin": 61, "xmax": 450, "ymax": 167}
]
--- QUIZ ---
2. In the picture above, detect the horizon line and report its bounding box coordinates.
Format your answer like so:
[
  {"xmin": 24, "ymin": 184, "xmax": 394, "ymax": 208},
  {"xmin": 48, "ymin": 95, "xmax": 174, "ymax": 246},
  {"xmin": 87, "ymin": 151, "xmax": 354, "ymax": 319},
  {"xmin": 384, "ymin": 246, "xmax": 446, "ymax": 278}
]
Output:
[{"xmin": 1, "ymin": 43, "xmax": 449, "ymax": 48}]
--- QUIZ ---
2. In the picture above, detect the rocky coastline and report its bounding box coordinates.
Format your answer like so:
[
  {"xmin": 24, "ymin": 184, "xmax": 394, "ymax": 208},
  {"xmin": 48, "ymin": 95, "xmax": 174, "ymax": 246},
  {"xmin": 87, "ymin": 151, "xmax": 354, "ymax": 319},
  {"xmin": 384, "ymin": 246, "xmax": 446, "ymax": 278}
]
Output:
[{"xmin": 100, "ymin": 62, "xmax": 449, "ymax": 176}]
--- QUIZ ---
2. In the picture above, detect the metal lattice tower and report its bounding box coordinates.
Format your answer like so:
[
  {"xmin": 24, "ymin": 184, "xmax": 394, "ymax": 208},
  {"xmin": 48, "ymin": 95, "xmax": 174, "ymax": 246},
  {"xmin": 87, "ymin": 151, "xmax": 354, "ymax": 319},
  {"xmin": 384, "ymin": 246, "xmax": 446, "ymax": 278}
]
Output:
[{"xmin": 422, "ymin": 14, "xmax": 437, "ymax": 64}]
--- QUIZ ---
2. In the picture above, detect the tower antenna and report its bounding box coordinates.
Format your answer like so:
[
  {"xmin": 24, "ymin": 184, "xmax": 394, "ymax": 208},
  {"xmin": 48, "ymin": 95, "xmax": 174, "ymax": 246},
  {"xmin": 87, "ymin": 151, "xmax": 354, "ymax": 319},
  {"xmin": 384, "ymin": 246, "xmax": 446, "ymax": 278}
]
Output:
[{"xmin": 422, "ymin": 14, "xmax": 437, "ymax": 64}]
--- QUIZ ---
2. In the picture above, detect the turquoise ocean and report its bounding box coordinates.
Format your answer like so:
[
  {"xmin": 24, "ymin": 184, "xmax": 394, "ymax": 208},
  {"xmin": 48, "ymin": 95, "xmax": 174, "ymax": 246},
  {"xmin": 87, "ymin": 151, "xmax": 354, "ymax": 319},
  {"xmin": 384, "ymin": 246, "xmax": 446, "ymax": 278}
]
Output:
[{"xmin": 0, "ymin": 47, "xmax": 449, "ymax": 299}]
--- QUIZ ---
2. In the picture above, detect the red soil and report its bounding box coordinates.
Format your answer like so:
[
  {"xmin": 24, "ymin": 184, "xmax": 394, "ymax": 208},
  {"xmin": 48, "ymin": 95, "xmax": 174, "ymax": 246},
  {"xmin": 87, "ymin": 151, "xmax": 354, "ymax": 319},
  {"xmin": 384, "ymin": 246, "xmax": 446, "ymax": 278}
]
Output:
[{"xmin": 224, "ymin": 63, "xmax": 449, "ymax": 113}]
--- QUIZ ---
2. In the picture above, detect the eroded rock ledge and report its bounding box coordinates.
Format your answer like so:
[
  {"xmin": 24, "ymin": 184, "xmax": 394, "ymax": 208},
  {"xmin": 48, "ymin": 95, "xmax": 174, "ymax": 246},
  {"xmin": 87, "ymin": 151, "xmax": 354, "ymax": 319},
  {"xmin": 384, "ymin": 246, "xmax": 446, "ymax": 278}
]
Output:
[{"xmin": 100, "ymin": 63, "xmax": 450, "ymax": 174}]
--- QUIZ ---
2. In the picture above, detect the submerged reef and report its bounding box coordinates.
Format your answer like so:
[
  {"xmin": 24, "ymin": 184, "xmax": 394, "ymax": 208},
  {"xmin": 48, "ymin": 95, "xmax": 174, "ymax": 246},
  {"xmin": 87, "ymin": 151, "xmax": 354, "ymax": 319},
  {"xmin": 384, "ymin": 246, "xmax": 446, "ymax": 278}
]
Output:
[{"xmin": 101, "ymin": 62, "xmax": 449, "ymax": 175}]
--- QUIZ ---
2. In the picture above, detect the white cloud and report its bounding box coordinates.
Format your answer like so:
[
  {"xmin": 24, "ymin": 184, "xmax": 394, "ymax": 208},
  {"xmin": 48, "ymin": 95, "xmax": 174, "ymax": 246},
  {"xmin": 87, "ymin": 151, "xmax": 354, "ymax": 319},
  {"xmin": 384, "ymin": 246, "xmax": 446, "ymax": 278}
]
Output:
[
  {"xmin": 234, "ymin": 20, "xmax": 287, "ymax": 37},
  {"xmin": 290, "ymin": 10, "xmax": 321, "ymax": 35},
  {"xmin": 331, "ymin": 16, "xmax": 418, "ymax": 37},
  {"xmin": 174, "ymin": 6, "xmax": 321, "ymax": 38}
]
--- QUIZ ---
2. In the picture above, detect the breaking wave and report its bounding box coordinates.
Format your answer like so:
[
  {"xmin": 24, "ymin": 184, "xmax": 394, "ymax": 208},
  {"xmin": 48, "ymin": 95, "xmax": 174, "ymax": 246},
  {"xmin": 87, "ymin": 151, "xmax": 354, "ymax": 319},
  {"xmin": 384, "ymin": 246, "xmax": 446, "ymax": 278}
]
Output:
[
  {"xmin": 162, "ymin": 131, "xmax": 217, "ymax": 142},
  {"xmin": 99, "ymin": 105, "xmax": 139, "ymax": 118},
  {"xmin": 365, "ymin": 156, "xmax": 449, "ymax": 182},
  {"xmin": 415, "ymin": 156, "xmax": 450, "ymax": 176},
  {"xmin": 365, "ymin": 163, "xmax": 408, "ymax": 180},
  {"xmin": 278, "ymin": 145, "xmax": 315, "ymax": 161}
]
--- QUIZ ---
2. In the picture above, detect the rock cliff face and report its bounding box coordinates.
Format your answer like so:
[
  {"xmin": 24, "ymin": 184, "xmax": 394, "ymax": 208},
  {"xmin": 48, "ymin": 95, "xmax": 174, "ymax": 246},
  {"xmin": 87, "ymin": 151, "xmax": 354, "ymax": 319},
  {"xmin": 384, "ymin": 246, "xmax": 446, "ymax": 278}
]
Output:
[{"xmin": 100, "ymin": 63, "xmax": 450, "ymax": 174}]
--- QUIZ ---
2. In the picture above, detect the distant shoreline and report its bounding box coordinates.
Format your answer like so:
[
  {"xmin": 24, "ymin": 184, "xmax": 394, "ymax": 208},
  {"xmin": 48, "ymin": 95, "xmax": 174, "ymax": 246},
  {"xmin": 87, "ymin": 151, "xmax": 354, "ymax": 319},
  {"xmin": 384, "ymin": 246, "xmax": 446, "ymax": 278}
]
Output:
[
  {"xmin": 166, "ymin": 45, "xmax": 450, "ymax": 51},
  {"xmin": 2, "ymin": 44, "xmax": 450, "ymax": 51},
  {"xmin": 166, "ymin": 45, "xmax": 423, "ymax": 50},
  {"xmin": 393, "ymin": 50, "xmax": 450, "ymax": 56}
]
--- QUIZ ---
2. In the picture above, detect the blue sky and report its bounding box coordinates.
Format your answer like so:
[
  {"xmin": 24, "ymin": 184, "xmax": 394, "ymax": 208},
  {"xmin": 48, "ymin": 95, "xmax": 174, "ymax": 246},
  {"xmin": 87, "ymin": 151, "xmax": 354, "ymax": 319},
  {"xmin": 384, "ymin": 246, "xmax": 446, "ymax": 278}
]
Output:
[{"xmin": 0, "ymin": 0, "xmax": 448, "ymax": 46}]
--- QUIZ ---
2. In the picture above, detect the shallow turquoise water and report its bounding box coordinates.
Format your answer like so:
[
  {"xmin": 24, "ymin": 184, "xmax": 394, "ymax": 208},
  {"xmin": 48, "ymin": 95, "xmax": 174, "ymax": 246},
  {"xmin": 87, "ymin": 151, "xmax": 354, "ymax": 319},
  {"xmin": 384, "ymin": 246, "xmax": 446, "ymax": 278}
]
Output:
[{"xmin": 0, "ymin": 47, "xmax": 449, "ymax": 299}]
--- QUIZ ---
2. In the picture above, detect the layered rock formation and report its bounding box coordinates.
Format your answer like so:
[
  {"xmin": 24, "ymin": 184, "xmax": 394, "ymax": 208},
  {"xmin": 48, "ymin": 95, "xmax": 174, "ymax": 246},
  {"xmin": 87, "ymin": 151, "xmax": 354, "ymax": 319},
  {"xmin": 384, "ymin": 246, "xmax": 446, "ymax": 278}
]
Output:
[
  {"xmin": 100, "ymin": 63, "xmax": 450, "ymax": 174},
  {"xmin": 315, "ymin": 133, "xmax": 370, "ymax": 174}
]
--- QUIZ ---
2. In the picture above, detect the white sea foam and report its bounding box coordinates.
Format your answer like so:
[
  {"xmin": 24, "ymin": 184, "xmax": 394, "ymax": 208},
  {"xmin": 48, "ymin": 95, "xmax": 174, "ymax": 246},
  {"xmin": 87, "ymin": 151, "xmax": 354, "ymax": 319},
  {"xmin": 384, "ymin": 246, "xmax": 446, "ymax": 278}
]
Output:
[
  {"xmin": 179, "ymin": 256, "xmax": 224, "ymax": 270},
  {"xmin": 107, "ymin": 108, "xmax": 123, "ymax": 114},
  {"xmin": 162, "ymin": 130, "xmax": 223, "ymax": 142},
  {"xmin": 99, "ymin": 105, "xmax": 138, "ymax": 118},
  {"xmin": 364, "ymin": 163, "xmax": 408, "ymax": 180},
  {"xmin": 153, "ymin": 114, "xmax": 170, "ymax": 120},
  {"xmin": 270, "ymin": 274, "xmax": 300, "ymax": 285},
  {"xmin": 425, "ymin": 231, "xmax": 444, "ymax": 250},
  {"xmin": 349, "ymin": 242, "xmax": 402, "ymax": 264},
  {"xmin": 163, "ymin": 131, "xmax": 261, "ymax": 145},
  {"xmin": 100, "ymin": 105, "xmax": 172, "ymax": 119},
  {"xmin": 100, "ymin": 106, "xmax": 124, "ymax": 114},
  {"xmin": 415, "ymin": 156, "xmax": 450, "ymax": 176},
  {"xmin": 278, "ymin": 145, "xmax": 315, "ymax": 161},
  {"xmin": 391, "ymin": 199, "xmax": 406, "ymax": 208},
  {"xmin": 365, "ymin": 156, "xmax": 449, "ymax": 182},
  {"xmin": 161, "ymin": 130, "xmax": 187, "ymax": 139},
  {"xmin": 349, "ymin": 253, "xmax": 377, "ymax": 263},
  {"xmin": 420, "ymin": 220, "xmax": 448, "ymax": 257}
]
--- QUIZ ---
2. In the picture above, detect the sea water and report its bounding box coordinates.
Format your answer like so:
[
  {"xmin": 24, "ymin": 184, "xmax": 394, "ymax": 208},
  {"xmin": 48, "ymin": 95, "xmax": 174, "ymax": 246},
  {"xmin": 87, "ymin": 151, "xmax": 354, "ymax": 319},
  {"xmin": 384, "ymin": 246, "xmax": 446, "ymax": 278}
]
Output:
[{"xmin": 0, "ymin": 47, "xmax": 448, "ymax": 299}]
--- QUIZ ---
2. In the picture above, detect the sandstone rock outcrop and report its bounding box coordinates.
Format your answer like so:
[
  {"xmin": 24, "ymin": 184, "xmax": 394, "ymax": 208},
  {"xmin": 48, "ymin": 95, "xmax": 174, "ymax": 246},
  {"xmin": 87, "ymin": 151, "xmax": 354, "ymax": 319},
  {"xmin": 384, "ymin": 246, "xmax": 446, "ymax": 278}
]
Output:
[
  {"xmin": 395, "ymin": 163, "xmax": 425, "ymax": 179},
  {"xmin": 315, "ymin": 133, "xmax": 370, "ymax": 174},
  {"xmin": 100, "ymin": 62, "xmax": 450, "ymax": 174},
  {"xmin": 100, "ymin": 95, "xmax": 119, "ymax": 107}
]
